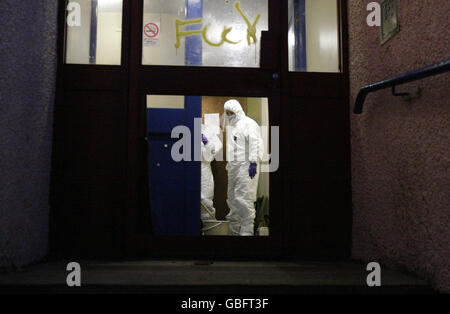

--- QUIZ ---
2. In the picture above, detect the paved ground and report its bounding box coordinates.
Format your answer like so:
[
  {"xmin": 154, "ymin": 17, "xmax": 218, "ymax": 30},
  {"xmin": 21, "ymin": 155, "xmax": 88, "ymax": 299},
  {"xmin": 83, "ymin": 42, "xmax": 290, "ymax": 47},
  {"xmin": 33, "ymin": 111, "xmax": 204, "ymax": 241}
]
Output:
[{"xmin": 0, "ymin": 260, "xmax": 433, "ymax": 294}]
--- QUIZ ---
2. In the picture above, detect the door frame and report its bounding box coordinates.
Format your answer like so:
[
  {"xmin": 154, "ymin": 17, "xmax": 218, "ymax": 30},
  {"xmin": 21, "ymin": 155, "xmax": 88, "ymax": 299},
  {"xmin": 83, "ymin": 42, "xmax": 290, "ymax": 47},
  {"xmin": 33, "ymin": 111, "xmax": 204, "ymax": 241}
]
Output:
[
  {"xmin": 51, "ymin": 0, "xmax": 351, "ymax": 260},
  {"xmin": 125, "ymin": 0, "xmax": 284, "ymax": 258}
]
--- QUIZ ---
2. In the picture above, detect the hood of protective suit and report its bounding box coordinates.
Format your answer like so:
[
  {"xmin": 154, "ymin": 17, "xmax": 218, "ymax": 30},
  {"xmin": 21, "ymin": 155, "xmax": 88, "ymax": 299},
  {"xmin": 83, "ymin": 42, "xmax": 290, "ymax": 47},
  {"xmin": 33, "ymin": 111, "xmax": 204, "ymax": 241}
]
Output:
[{"xmin": 224, "ymin": 99, "xmax": 245, "ymax": 125}]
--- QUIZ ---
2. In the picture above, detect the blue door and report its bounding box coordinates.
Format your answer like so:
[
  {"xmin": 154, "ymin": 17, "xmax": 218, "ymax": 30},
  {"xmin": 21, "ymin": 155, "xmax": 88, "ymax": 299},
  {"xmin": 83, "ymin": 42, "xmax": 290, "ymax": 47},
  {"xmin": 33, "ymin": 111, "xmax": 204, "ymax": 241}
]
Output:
[
  {"xmin": 147, "ymin": 1, "xmax": 203, "ymax": 235},
  {"xmin": 147, "ymin": 96, "xmax": 201, "ymax": 235}
]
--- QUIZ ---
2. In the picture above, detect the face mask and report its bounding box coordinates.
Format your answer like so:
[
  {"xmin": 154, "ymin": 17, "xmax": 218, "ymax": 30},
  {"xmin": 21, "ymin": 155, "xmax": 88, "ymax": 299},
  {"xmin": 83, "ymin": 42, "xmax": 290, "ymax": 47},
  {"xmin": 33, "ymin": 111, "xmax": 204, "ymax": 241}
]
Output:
[{"xmin": 227, "ymin": 114, "xmax": 236, "ymax": 122}]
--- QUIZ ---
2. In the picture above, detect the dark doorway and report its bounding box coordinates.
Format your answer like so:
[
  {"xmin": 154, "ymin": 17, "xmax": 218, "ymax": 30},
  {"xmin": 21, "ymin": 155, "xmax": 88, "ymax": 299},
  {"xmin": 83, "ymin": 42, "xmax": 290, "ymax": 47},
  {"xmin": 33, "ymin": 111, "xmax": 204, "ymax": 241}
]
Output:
[{"xmin": 51, "ymin": 0, "xmax": 351, "ymax": 260}]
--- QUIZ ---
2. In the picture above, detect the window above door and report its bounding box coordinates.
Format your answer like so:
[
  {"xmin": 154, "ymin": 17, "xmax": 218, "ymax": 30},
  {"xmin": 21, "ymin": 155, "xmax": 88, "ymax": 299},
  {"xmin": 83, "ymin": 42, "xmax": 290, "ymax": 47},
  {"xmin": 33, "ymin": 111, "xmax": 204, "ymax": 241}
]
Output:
[
  {"xmin": 63, "ymin": 0, "xmax": 341, "ymax": 72},
  {"xmin": 288, "ymin": 0, "xmax": 341, "ymax": 73},
  {"xmin": 142, "ymin": 0, "xmax": 269, "ymax": 68},
  {"xmin": 65, "ymin": 0, "xmax": 123, "ymax": 65}
]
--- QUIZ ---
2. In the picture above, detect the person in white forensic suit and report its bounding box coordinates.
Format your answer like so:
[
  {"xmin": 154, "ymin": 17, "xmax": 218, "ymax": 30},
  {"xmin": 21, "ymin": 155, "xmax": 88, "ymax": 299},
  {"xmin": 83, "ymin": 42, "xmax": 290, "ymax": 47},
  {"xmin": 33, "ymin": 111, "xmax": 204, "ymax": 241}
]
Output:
[
  {"xmin": 223, "ymin": 99, "xmax": 264, "ymax": 236},
  {"xmin": 201, "ymin": 124, "xmax": 223, "ymax": 222}
]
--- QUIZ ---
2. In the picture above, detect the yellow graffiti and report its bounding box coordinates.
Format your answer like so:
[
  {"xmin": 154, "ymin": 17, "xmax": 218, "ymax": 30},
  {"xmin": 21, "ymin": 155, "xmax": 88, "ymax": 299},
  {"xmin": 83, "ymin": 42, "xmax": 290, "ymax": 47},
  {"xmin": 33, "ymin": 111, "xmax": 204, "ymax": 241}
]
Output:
[
  {"xmin": 175, "ymin": 19, "xmax": 241, "ymax": 49},
  {"xmin": 174, "ymin": 2, "xmax": 261, "ymax": 49},
  {"xmin": 203, "ymin": 24, "xmax": 240, "ymax": 47},
  {"xmin": 174, "ymin": 19, "xmax": 202, "ymax": 49},
  {"xmin": 234, "ymin": 2, "xmax": 261, "ymax": 46}
]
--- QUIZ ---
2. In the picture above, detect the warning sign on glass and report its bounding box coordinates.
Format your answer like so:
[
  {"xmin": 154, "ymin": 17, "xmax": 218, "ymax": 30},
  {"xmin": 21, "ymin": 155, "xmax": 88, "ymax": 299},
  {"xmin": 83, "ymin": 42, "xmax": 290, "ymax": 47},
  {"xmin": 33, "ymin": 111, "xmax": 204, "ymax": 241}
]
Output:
[{"xmin": 143, "ymin": 22, "xmax": 160, "ymax": 47}]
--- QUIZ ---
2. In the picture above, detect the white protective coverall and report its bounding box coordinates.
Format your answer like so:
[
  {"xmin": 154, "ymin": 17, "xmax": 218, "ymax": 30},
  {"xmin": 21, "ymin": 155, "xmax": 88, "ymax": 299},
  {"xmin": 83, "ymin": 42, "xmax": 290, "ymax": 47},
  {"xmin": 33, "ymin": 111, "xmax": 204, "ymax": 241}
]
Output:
[
  {"xmin": 224, "ymin": 100, "xmax": 264, "ymax": 236},
  {"xmin": 201, "ymin": 124, "xmax": 223, "ymax": 222}
]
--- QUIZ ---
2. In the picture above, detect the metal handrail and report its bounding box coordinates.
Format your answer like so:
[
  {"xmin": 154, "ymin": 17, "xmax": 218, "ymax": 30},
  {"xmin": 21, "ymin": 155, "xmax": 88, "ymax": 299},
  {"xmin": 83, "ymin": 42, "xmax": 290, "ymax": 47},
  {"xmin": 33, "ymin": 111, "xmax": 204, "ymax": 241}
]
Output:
[{"xmin": 354, "ymin": 59, "xmax": 450, "ymax": 114}]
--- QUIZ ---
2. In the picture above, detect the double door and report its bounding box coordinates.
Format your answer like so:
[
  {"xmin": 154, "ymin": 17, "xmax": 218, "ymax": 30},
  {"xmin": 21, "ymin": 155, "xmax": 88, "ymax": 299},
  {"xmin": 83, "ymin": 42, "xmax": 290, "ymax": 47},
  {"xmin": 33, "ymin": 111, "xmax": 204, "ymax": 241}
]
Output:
[{"xmin": 52, "ymin": 0, "xmax": 351, "ymax": 259}]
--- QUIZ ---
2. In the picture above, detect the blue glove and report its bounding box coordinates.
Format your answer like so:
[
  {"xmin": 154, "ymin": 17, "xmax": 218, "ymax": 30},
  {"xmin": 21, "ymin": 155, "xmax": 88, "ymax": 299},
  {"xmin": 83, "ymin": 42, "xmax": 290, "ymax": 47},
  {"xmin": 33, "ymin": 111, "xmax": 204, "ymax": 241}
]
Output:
[
  {"xmin": 249, "ymin": 162, "xmax": 257, "ymax": 179},
  {"xmin": 202, "ymin": 134, "xmax": 208, "ymax": 145}
]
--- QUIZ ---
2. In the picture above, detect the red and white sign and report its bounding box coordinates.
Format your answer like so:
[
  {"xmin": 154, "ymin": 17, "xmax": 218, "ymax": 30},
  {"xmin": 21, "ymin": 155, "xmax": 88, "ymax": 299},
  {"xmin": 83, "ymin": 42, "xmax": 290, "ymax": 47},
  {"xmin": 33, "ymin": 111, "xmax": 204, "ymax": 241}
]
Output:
[{"xmin": 143, "ymin": 22, "xmax": 160, "ymax": 46}]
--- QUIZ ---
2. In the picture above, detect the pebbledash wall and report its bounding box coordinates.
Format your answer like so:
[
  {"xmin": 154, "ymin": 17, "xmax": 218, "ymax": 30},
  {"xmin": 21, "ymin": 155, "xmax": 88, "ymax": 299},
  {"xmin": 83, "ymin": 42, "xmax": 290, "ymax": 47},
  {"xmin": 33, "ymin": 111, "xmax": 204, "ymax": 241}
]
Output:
[
  {"xmin": 349, "ymin": 1, "xmax": 449, "ymax": 292},
  {"xmin": 0, "ymin": 1, "xmax": 58, "ymax": 268}
]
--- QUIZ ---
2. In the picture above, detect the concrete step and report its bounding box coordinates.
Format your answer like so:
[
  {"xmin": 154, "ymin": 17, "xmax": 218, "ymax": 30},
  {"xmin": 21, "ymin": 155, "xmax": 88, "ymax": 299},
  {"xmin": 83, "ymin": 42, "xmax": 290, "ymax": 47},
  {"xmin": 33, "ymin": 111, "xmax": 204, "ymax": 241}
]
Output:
[{"xmin": 0, "ymin": 260, "xmax": 434, "ymax": 294}]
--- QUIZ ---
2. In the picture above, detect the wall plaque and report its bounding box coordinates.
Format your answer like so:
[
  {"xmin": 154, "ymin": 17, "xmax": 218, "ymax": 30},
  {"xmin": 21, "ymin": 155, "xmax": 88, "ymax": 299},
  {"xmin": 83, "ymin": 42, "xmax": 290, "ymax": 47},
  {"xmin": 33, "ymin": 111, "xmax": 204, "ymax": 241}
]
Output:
[{"xmin": 381, "ymin": 0, "xmax": 400, "ymax": 45}]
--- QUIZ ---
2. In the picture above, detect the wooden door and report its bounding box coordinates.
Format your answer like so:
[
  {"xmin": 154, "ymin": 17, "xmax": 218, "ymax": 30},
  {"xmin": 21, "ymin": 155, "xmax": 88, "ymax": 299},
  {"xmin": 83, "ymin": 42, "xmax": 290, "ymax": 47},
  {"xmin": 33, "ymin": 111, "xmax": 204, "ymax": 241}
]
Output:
[{"xmin": 51, "ymin": 0, "xmax": 351, "ymax": 260}]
